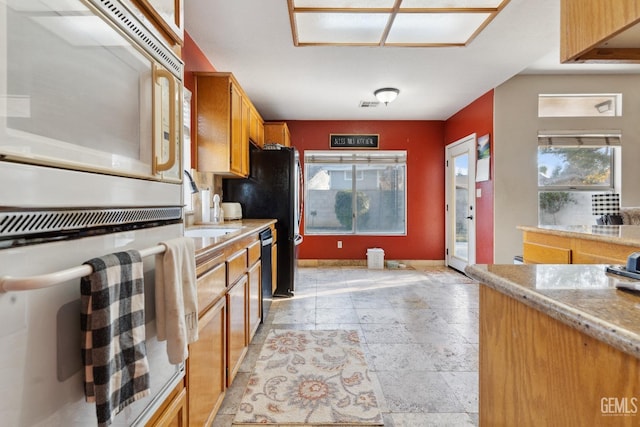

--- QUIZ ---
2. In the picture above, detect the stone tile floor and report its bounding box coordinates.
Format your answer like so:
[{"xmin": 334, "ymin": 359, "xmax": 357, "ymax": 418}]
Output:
[{"xmin": 212, "ymin": 266, "xmax": 479, "ymax": 427}]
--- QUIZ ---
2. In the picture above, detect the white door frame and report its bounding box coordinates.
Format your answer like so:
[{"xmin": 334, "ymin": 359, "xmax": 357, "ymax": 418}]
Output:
[{"xmin": 445, "ymin": 134, "xmax": 477, "ymax": 272}]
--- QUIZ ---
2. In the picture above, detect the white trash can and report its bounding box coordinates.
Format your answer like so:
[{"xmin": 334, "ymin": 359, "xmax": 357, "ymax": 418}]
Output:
[{"xmin": 367, "ymin": 248, "xmax": 385, "ymax": 269}]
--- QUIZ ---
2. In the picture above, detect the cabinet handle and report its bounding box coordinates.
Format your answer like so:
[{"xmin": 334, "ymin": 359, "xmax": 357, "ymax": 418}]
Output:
[{"xmin": 153, "ymin": 66, "xmax": 177, "ymax": 173}]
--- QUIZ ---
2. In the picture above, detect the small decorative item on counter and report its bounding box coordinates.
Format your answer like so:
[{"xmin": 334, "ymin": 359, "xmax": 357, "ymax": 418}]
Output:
[{"xmin": 211, "ymin": 194, "xmax": 224, "ymax": 224}]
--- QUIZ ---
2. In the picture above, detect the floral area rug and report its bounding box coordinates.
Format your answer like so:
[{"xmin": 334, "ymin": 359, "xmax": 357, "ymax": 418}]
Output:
[{"xmin": 233, "ymin": 329, "xmax": 384, "ymax": 426}]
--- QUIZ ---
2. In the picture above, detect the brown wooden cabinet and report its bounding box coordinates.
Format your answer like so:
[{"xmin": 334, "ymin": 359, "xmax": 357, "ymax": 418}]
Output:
[
  {"xmin": 187, "ymin": 259, "xmax": 227, "ymax": 427},
  {"xmin": 249, "ymin": 107, "xmax": 265, "ymax": 148},
  {"xmin": 145, "ymin": 382, "xmax": 187, "ymax": 427},
  {"xmin": 226, "ymin": 275, "xmax": 248, "ymax": 386},
  {"xmin": 187, "ymin": 297, "xmax": 226, "ymax": 427},
  {"xmin": 522, "ymin": 232, "xmax": 572, "ymax": 264},
  {"xmin": 521, "ymin": 227, "xmax": 638, "ymax": 265},
  {"xmin": 264, "ymin": 122, "xmax": 291, "ymax": 147},
  {"xmin": 185, "ymin": 226, "xmax": 270, "ymax": 424},
  {"xmin": 480, "ymin": 285, "xmax": 640, "ymax": 426},
  {"xmin": 194, "ymin": 73, "xmax": 257, "ymax": 177},
  {"xmin": 271, "ymin": 243, "xmax": 278, "ymax": 295},
  {"xmin": 561, "ymin": 0, "xmax": 640, "ymax": 62},
  {"xmin": 247, "ymin": 248, "xmax": 261, "ymax": 341}
]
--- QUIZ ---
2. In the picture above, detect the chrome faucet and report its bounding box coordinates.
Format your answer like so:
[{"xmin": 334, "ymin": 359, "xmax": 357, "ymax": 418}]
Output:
[{"xmin": 183, "ymin": 170, "xmax": 199, "ymax": 194}]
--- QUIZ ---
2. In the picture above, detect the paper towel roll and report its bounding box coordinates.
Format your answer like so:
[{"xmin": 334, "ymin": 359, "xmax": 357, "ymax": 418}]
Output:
[{"xmin": 201, "ymin": 189, "xmax": 211, "ymax": 223}]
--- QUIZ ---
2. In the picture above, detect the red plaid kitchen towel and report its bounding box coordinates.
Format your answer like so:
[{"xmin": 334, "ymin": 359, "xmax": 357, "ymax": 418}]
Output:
[{"xmin": 80, "ymin": 250, "xmax": 150, "ymax": 427}]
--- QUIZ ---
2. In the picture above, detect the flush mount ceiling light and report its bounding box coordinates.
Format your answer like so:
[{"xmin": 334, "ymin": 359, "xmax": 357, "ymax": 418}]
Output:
[
  {"xmin": 287, "ymin": 0, "xmax": 511, "ymax": 47},
  {"xmin": 374, "ymin": 87, "xmax": 399, "ymax": 105}
]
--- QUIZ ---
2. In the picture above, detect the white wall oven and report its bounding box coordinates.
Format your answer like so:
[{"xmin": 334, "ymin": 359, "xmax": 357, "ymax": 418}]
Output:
[
  {"xmin": 0, "ymin": 0, "xmax": 183, "ymax": 181},
  {"xmin": 0, "ymin": 0, "xmax": 186, "ymax": 425}
]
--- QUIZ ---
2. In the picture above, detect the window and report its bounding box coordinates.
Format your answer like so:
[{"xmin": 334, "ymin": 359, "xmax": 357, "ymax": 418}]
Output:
[
  {"xmin": 538, "ymin": 94, "xmax": 622, "ymax": 117},
  {"xmin": 537, "ymin": 131, "xmax": 620, "ymax": 226},
  {"xmin": 304, "ymin": 150, "xmax": 406, "ymax": 235}
]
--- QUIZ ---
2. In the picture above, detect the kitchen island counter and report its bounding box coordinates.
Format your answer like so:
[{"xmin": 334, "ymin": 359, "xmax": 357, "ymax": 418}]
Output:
[
  {"xmin": 466, "ymin": 263, "xmax": 640, "ymax": 426},
  {"xmin": 518, "ymin": 224, "xmax": 640, "ymax": 247},
  {"xmin": 518, "ymin": 224, "xmax": 640, "ymax": 264}
]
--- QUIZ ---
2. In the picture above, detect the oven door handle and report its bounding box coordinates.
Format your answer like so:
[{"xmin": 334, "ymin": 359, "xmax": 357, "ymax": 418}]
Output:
[{"xmin": 153, "ymin": 66, "xmax": 177, "ymax": 173}]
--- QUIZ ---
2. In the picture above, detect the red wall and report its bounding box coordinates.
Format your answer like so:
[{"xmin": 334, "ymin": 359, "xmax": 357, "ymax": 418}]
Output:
[
  {"xmin": 183, "ymin": 32, "xmax": 216, "ymax": 91},
  {"xmin": 444, "ymin": 90, "xmax": 494, "ymax": 264},
  {"xmin": 287, "ymin": 120, "xmax": 445, "ymax": 261}
]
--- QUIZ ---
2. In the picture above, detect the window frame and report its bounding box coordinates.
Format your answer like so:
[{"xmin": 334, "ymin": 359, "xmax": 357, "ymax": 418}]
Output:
[
  {"xmin": 304, "ymin": 150, "xmax": 407, "ymax": 236},
  {"xmin": 536, "ymin": 132, "xmax": 621, "ymax": 226}
]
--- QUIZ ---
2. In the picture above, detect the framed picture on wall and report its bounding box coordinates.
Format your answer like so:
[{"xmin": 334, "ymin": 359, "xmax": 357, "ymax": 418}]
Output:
[
  {"xmin": 476, "ymin": 134, "xmax": 490, "ymax": 182},
  {"xmin": 330, "ymin": 134, "xmax": 379, "ymax": 149}
]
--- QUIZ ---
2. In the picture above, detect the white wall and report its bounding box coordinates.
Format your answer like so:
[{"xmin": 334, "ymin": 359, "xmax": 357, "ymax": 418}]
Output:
[{"xmin": 494, "ymin": 74, "xmax": 640, "ymax": 263}]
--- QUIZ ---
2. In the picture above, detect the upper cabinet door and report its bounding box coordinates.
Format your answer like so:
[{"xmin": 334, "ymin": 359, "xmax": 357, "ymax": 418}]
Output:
[
  {"xmin": 133, "ymin": 0, "xmax": 184, "ymax": 46},
  {"xmin": 561, "ymin": 0, "xmax": 640, "ymax": 62}
]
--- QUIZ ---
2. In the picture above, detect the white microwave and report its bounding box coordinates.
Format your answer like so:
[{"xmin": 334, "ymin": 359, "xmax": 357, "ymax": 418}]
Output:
[{"xmin": 0, "ymin": 0, "xmax": 183, "ymax": 182}]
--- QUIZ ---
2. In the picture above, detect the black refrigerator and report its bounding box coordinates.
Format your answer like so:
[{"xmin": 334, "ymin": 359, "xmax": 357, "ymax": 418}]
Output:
[{"xmin": 222, "ymin": 146, "xmax": 303, "ymax": 298}]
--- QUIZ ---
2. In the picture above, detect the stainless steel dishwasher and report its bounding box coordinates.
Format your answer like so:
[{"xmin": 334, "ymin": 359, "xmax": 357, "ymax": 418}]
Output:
[{"xmin": 259, "ymin": 228, "xmax": 273, "ymax": 322}]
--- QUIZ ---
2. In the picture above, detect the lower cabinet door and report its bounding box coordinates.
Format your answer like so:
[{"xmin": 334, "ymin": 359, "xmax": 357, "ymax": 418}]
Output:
[
  {"xmin": 227, "ymin": 275, "xmax": 248, "ymax": 386},
  {"xmin": 188, "ymin": 298, "xmax": 226, "ymax": 427},
  {"xmin": 271, "ymin": 243, "xmax": 278, "ymax": 294},
  {"xmin": 248, "ymin": 261, "xmax": 261, "ymax": 340},
  {"xmin": 146, "ymin": 383, "xmax": 187, "ymax": 427}
]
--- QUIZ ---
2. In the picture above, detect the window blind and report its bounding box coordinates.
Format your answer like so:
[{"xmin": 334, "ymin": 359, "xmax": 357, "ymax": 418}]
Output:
[
  {"xmin": 537, "ymin": 130, "xmax": 621, "ymax": 146},
  {"xmin": 304, "ymin": 150, "xmax": 407, "ymax": 164}
]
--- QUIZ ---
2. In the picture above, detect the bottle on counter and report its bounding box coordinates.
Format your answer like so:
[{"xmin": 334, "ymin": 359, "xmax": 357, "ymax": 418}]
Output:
[{"xmin": 211, "ymin": 194, "xmax": 224, "ymax": 224}]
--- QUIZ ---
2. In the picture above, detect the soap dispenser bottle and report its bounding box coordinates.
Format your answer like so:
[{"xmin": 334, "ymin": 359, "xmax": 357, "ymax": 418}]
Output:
[{"xmin": 212, "ymin": 194, "xmax": 224, "ymax": 224}]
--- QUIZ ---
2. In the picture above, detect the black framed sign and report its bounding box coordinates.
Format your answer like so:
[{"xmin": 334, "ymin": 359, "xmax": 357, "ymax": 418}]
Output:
[{"xmin": 330, "ymin": 134, "xmax": 379, "ymax": 149}]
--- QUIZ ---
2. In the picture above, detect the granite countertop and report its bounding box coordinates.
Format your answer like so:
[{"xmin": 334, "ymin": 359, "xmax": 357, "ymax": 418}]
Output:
[
  {"xmin": 465, "ymin": 263, "xmax": 640, "ymax": 359},
  {"xmin": 517, "ymin": 224, "xmax": 640, "ymax": 246},
  {"xmin": 186, "ymin": 219, "xmax": 276, "ymax": 256}
]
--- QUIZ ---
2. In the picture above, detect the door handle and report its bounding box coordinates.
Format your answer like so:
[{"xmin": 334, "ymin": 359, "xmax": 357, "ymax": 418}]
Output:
[
  {"xmin": 466, "ymin": 215, "xmax": 474, "ymax": 220},
  {"xmin": 153, "ymin": 66, "xmax": 177, "ymax": 173}
]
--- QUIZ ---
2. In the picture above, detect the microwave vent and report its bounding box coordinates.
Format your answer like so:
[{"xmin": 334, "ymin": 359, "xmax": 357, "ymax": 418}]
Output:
[
  {"xmin": 359, "ymin": 101, "xmax": 380, "ymax": 108},
  {"xmin": 0, "ymin": 206, "xmax": 182, "ymax": 240},
  {"xmin": 89, "ymin": 0, "xmax": 183, "ymax": 79}
]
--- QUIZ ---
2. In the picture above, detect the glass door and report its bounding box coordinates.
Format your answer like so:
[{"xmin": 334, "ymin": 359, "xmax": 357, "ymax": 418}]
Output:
[{"xmin": 446, "ymin": 134, "xmax": 476, "ymax": 272}]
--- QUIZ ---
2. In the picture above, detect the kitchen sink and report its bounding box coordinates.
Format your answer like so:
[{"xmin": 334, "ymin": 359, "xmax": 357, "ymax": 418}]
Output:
[{"xmin": 184, "ymin": 227, "xmax": 242, "ymax": 238}]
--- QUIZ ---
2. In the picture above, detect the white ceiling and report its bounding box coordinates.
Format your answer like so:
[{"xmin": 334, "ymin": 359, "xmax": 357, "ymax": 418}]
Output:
[{"xmin": 185, "ymin": 0, "xmax": 640, "ymax": 121}]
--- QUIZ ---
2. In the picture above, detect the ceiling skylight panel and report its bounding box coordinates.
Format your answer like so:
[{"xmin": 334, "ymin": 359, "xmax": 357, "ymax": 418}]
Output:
[
  {"xmin": 386, "ymin": 12, "xmax": 491, "ymax": 45},
  {"xmin": 288, "ymin": 0, "xmax": 510, "ymax": 46},
  {"xmin": 292, "ymin": 0, "xmax": 396, "ymax": 8},
  {"xmin": 399, "ymin": 0, "xmax": 505, "ymax": 8},
  {"xmin": 295, "ymin": 12, "xmax": 390, "ymax": 44}
]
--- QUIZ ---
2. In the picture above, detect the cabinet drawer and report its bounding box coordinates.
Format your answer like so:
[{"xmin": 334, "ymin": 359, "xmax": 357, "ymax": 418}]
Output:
[
  {"xmin": 196, "ymin": 251, "xmax": 225, "ymax": 278},
  {"xmin": 247, "ymin": 239, "xmax": 261, "ymax": 266},
  {"xmin": 197, "ymin": 262, "xmax": 226, "ymax": 315},
  {"xmin": 574, "ymin": 240, "xmax": 637, "ymax": 265},
  {"xmin": 523, "ymin": 242, "xmax": 572, "ymax": 264},
  {"xmin": 227, "ymin": 249, "xmax": 247, "ymax": 286}
]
